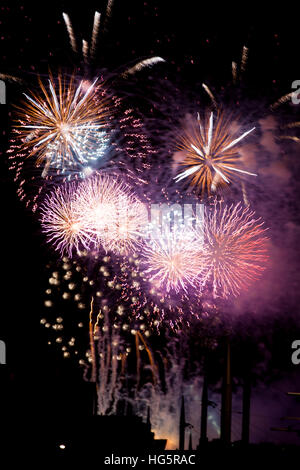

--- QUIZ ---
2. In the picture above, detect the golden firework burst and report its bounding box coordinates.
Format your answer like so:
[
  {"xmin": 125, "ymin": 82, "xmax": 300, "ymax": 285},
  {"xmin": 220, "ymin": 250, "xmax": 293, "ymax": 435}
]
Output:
[{"xmin": 174, "ymin": 111, "xmax": 256, "ymax": 195}]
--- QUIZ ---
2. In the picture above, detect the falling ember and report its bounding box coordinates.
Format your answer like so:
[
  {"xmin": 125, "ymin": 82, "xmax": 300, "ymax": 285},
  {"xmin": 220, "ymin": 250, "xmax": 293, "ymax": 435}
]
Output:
[
  {"xmin": 174, "ymin": 112, "xmax": 256, "ymax": 195},
  {"xmin": 199, "ymin": 202, "xmax": 269, "ymax": 298},
  {"xmin": 13, "ymin": 74, "xmax": 109, "ymax": 176},
  {"xmin": 142, "ymin": 227, "xmax": 203, "ymax": 294}
]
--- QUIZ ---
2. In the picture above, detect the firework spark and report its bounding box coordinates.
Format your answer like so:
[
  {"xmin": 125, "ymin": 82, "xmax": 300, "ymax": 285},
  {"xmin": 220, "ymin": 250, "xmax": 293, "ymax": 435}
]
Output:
[
  {"xmin": 174, "ymin": 112, "xmax": 256, "ymax": 195},
  {"xmin": 200, "ymin": 202, "xmax": 269, "ymax": 298},
  {"xmin": 14, "ymin": 74, "xmax": 109, "ymax": 176},
  {"xmin": 142, "ymin": 227, "xmax": 203, "ymax": 294}
]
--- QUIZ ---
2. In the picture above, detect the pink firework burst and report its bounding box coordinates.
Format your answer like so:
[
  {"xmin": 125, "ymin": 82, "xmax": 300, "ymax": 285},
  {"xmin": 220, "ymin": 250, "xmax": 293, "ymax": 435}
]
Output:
[
  {"xmin": 75, "ymin": 173, "xmax": 148, "ymax": 255},
  {"xmin": 40, "ymin": 173, "xmax": 148, "ymax": 257},
  {"xmin": 142, "ymin": 228, "xmax": 203, "ymax": 294},
  {"xmin": 40, "ymin": 183, "xmax": 93, "ymax": 257},
  {"xmin": 200, "ymin": 201, "xmax": 269, "ymax": 298}
]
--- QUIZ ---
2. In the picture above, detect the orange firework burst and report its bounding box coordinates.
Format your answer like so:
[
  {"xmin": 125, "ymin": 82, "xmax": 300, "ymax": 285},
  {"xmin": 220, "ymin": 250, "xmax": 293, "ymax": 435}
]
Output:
[
  {"xmin": 174, "ymin": 112, "xmax": 257, "ymax": 195},
  {"xmin": 200, "ymin": 202, "xmax": 269, "ymax": 298},
  {"xmin": 14, "ymin": 74, "xmax": 109, "ymax": 176}
]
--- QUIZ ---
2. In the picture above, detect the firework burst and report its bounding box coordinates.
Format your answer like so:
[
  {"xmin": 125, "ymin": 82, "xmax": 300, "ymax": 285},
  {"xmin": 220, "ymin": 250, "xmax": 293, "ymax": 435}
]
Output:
[
  {"xmin": 40, "ymin": 183, "xmax": 93, "ymax": 257},
  {"xmin": 200, "ymin": 202, "xmax": 269, "ymax": 298},
  {"xmin": 40, "ymin": 173, "xmax": 148, "ymax": 257},
  {"xmin": 174, "ymin": 111, "xmax": 256, "ymax": 195},
  {"xmin": 142, "ymin": 227, "xmax": 203, "ymax": 294},
  {"xmin": 14, "ymin": 74, "xmax": 109, "ymax": 177},
  {"xmin": 75, "ymin": 173, "xmax": 148, "ymax": 255}
]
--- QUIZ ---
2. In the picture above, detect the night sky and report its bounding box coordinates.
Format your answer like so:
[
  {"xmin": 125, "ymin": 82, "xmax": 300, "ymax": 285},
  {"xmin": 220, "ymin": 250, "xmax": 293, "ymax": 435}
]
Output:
[{"xmin": 1, "ymin": 0, "xmax": 300, "ymax": 456}]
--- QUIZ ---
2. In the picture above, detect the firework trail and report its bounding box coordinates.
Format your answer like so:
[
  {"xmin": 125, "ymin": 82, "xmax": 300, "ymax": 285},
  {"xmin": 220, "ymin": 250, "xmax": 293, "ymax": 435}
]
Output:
[
  {"xmin": 122, "ymin": 57, "xmax": 166, "ymax": 79},
  {"xmin": 103, "ymin": 0, "xmax": 115, "ymax": 33},
  {"xmin": 202, "ymin": 84, "xmax": 218, "ymax": 109},
  {"xmin": 89, "ymin": 296, "xmax": 97, "ymax": 383},
  {"xmin": 200, "ymin": 202, "xmax": 269, "ymax": 298},
  {"xmin": 94, "ymin": 306, "xmax": 124, "ymax": 415},
  {"xmin": 95, "ymin": 312, "xmax": 158, "ymax": 414},
  {"xmin": 0, "ymin": 73, "xmax": 23, "ymax": 84},
  {"xmin": 62, "ymin": 7, "xmax": 164, "ymax": 75},
  {"xmin": 91, "ymin": 11, "xmax": 101, "ymax": 59},
  {"xmin": 240, "ymin": 46, "xmax": 248, "ymax": 75},
  {"xmin": 270, "ymin": 91, "xmax": 295, "ymax": 111},
  {"xmin": 174, "ymin": 111, "xmax": 256, "ymax": 195},
  {"xmin": 82, "ymin": 39, "xmax": 89, "ymax": 63},
  {"xmin": 282, "ymin": 122, "xmax": 300, "ymax": 129},
  {"xmin": 231, "ymin": 62, "xmax": 238, "ymax": 84},
  {"xmin": 135, "ymin": 331, "xmax": 158, "ymax": 388},
  {"xmin": 230, "ymin": 45, "xmax": 248, "ymax": 84},
  {"xmin": 62, "ymin": 13, "xmax": 77, "ymax": 53}
]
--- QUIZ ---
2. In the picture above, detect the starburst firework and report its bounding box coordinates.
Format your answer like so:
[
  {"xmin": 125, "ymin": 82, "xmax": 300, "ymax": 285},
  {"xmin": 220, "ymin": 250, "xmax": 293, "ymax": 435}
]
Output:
[
  {"xmin": 14, "ymin": 74, "xmax": 109, "ymax": 176},
  {"xmin": 174, "ymin": 112, "xmax": 256, "ymax": 194}
]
